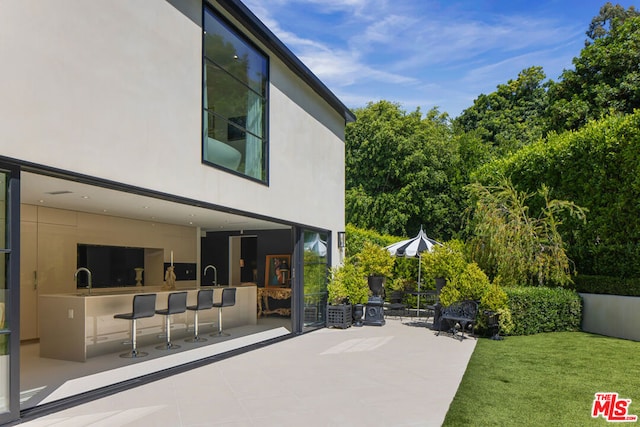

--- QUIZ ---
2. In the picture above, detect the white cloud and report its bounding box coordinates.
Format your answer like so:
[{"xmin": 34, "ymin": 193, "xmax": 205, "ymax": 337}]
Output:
[{"xmin": 241, "ymin": 0, "xmax": 593, "ymax": 117}]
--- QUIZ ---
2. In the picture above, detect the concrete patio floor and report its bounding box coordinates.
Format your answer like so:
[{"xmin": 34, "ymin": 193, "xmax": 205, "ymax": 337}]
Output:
[{"xmin": 19, "ymin": 318, "xmax": 476, "ymax": 426}]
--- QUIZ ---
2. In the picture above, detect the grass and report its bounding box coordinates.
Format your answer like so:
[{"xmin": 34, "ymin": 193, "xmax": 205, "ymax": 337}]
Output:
[{"xmin": 443, "ymin": 332, "xmax": 640, "ymax": 426}]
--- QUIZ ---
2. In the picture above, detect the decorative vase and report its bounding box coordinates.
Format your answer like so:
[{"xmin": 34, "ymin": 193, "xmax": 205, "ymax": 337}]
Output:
[
  {"xmin": 367, "ymin": 275, "xmax": 385, "ymax": 297},
  {"xmin": 134, "ymin": 268, "xmax": 144, "ymax": 286},
  {"xmin": 352, "ymin": 304, "xmax": 364, "ymax": 327}
]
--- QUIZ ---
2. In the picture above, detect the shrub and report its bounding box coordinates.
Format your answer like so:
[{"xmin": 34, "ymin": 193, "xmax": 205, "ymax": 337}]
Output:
[
  {"xmin": 356, "ymin": 241, "xmax": 395, "ymax": 278},
  {"xmin": 572, "ymin": 275, "xmax": 640, "ymax": 297},
  {"xmin": 440, "ymin": 262, "xmax": 490, "ymax": 306},
  {"xmin": 327, "ymin": 262, "xmax": 368, "ymax": 305},
  {"xmin": 479, "ymin": 278, "xmax": 514, "ymax": 335},
  {"xmin": 504, "ymin": 286, "xmax": 582, "ymax": 335},
  {"xmin": 421, "ymin": 240, "xmax": 468, "ymax": 285}
]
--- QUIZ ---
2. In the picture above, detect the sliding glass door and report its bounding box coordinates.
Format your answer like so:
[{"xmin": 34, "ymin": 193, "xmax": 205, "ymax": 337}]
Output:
[
  {"xmin": 301, "ymin": 230, "xmax": 329, "ymax": 332},
  {"xmin": 0, "ymin": 165, "xmax": 20, "ymax": 424}
]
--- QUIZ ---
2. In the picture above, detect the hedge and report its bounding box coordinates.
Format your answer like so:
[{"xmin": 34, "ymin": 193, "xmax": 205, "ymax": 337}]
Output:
[
  {"xmin": 505, "ymin": 287, "xmax": 582, "ymax": 336},
  {"xmin": 572, "ymin": 275, "xmax": 640, "ymax": 297}
]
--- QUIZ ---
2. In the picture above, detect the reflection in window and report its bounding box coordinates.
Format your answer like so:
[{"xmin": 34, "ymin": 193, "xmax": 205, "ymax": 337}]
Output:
[
  {"xmin": 203, "ymin": 8, "xmax": 268, "ymax": 182},
  {"xmin": 0, "ymin": 171, "xmax": 8, "ymax": 412},
  {"xmin": 303, "ymin": 232, "xmax": 329, "ymax": 328}
]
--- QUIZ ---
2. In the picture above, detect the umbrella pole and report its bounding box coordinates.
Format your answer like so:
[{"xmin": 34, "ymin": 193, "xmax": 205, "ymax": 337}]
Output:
[{"xmin": 417, "ymin": 254, "xmax": 421, "ymax": 318}]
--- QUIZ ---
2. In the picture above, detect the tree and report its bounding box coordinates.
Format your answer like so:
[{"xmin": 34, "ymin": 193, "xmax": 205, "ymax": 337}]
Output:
[
  {"xmin": 466, "ymin": 180, "xmax": 586, "ymax": 287},
  {"xmin": 454, "ymin": 66, "xmax": 550, "ymax": 158},
  {"xmin": 585, "ymin": 2, "xmax": 639, "ymax": 44},
  {"xmin": 345, "ymin": 101, "xmax": 462, "ymax": 238},
  {"xmin": 547, "ymin": 16, "xmax": 640, "ymax": 132}
]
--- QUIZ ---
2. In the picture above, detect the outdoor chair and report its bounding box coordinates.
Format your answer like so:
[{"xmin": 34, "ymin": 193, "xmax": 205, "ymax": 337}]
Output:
[{"xmin": 384, "ymin": 290, "xmax": 407, "ymax": 320}]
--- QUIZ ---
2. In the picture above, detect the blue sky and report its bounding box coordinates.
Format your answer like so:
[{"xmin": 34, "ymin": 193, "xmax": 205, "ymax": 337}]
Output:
[{"xmin": 243, "ymin": 0, "xmax": 638, "ymax": 118}]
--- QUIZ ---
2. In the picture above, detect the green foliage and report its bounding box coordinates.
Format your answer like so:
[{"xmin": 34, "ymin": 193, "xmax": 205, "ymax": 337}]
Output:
[
  {"xmin": 573, "ymin": 275, "xmax": 640, "ymax": 297},
  {"xmin": 345, "ymin": 224, "xmax": 397, "ymax": 259},
  {"xmin": 504, "ymin": 287, "xmax": 582, "ymax": 335},
  {"xmin": 479, "ymin": 278, "xmax": 515, "ymax": 335},
  {"xmin": 303, "ymin": 250, "xmax": 328, "ymax": 296},
  {"xmin": 586, "ymin": 2, "xmax": 639, "ymax": 44},
  {"xmin": 345, "ymin": 101, "xmax": 463, "ymax": 238},
  {"xmin": 421, "ymin": 240, "xmax": 468, "ymax": 284},
  {"xmin": 548, "ymin": 16, "xmax": 640, "ymax": 132},
  {"xmin": 327, "ymin": 261, "xmax": 369, "ymax": 305},
  {"xmin": 466, "ymin": 179, "xmax": 586, "ymax": 287},
  {"xmin": 439, "ymin": 262, "xmax": 490, "ymax": 306},
  {"xmin": 474, "ymin": 111, "xmax": 640, "ymax": 278},
  {"xmin": 355, "ymin": 241, "xmax": 395, "ymax": 278},
  {"xmin": 455, "ymin": 66, "xmax": 550, "ymax": 157}
]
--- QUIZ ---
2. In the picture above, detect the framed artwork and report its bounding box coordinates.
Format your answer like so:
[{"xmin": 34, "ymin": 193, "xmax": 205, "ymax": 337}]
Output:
[{"xmin": 265, "ymin": 254, "xmax": 291, "ymax": 287}]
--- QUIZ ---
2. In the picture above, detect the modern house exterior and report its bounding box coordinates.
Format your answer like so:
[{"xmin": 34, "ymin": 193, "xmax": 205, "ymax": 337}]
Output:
[{"xmin": 0, "ymin": 0, "xmax": 354, "ymax": 423}]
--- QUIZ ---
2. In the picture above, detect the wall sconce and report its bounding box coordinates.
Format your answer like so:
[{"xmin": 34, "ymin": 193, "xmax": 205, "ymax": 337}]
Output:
[{"xmin": 337, "ymin": 231, "xmax": 346, "ymax": 249}]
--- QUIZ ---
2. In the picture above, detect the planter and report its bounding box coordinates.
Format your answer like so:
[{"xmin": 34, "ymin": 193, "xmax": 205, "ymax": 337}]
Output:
[
  {"xmin": 326, "ymin": 304, "xmax": 352, "ymax": 329},
  {"xmin": 352, "ymin": 303, "xmax": 364, "ymax": 327}
]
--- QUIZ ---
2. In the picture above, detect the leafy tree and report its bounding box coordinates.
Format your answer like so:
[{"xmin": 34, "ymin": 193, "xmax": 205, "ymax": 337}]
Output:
[
  {"xmin": 547, "ymin": 16, "xmax": 640, "ymax": 132},
  {"xmin": 585, "ymin": 2, "xmax": 639, "ymax": 43},
  {"xmin": 454, "ymin": 66, "xmax": 550, "ymax": 158},
  {"xmin": 466, "ymin": 180, "xmax": 586, "ymax": 287},
  {"xmin": 345, "ymin": 101, "xmax": 462, "ymax": 238}
]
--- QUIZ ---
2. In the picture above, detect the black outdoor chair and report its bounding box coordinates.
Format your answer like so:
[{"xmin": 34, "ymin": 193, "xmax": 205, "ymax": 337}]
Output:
[{"xmin": 384, "ymin": 291, "xmax": 407, "ymax": 320}]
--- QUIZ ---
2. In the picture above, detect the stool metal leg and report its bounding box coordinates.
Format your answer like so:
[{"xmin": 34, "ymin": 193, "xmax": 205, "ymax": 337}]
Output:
[
  {"xmin": 156, "ymin": 314, "xmax": 181, "ymax": 350},
  {"xmin": 185, "ymin": 310, "xmax": 207, "ymax": 343},
  {"xmin": 120, "ymin": 318, "xmax": 149, "ymax": 358},
  {"xmin": 211, "ymin": 307, "xmax": 230, "ymax": 337}
]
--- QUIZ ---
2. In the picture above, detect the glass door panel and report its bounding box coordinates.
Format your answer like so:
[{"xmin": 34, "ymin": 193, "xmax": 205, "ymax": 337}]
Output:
[
  {"xmin": 0, "ymin": 168, "xmax": 19, "ymax": 424},
  {"xmin": 302, "ymin": 231, "xmax": 328, "ymax": 331}
]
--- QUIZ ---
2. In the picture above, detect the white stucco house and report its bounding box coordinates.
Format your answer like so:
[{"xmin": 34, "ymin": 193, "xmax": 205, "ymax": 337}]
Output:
[{"xmin": 0, "ymin": 1, "xmax": 354, "ymax": 423}]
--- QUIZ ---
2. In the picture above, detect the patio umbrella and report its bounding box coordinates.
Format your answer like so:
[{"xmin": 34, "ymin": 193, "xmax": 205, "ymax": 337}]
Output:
[
  {"xmin": 304, "ymin": 233, "xmax": 327, "ymax": 257},
  {"xmin": 385, "ymin": 227, "xmax": 441, "ymax": 317}
]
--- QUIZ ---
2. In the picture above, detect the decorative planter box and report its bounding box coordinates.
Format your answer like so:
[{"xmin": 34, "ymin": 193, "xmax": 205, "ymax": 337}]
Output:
[{"xmin": 326, "ymin": 304, "xmax": 352, "ymax": 329}]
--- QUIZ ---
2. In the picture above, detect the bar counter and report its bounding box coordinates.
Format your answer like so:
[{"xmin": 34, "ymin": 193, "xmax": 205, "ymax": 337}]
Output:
[{"xmin": 38, "ymin": 285, "xmax": 257, "ymax": 362}]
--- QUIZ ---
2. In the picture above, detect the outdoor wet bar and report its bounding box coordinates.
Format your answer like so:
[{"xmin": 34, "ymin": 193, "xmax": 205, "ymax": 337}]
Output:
[{"xmin": 38, "ymin": 286, "xmax": 257, "ymax": 362}]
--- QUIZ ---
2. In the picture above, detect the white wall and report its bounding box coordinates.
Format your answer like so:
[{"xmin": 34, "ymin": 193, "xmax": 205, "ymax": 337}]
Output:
[
  {"xmin": 580, "ymin": 293, "xmax": 640, "ymax": 342},
  {"xmin": 0, "ymin": 0, "xmax": 346, "ymax": 263}
]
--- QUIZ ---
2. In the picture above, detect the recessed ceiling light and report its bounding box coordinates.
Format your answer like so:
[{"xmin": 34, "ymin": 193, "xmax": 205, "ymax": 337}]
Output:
[
  {"xmin": 39, "ymin": 199, "xmax": 45, "ymax": 203},
  {"xmin": 143, "ymin": 206, "xmax": 149, "ymax": 209},
  {"xmin": 81, "ymin": 195, "xmax": 90, "ymax": 199}
]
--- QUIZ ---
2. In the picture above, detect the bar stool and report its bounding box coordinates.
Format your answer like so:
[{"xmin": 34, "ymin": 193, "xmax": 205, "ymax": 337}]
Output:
[
  {"xmin": 155, "ymin": 291, "xmax": 187, "ymax": 350},
  {"xmin": 211, "ymin": 287, "xmax": 236, "ymax": 338},
  {"xmin": 113, "ymin": 293, "xmax": 157, "ymax": 358},
  {"xmin": 185, "ymin": 288, "xmax": 214, "ymax": 343}
]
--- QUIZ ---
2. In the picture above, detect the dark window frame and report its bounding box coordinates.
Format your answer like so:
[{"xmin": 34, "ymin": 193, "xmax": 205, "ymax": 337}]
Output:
[{"xmin": 202, "ymin": 6, "xmax": 270, "ymax": 185}]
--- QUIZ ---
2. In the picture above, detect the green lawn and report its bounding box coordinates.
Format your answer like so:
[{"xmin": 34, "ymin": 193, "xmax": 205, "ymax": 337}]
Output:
[{"xmin": 443, "ymin": 332, "xmax": 640, "ymax": 426}]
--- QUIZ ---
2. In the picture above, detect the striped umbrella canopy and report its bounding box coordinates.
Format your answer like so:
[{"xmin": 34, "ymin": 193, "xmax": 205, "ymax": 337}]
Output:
[
  {"xmin": 385, "ymin": 227, "xmax": 441, "ymax": 318},
  {"xmin": 385, "ymin": 227, "xmax": 440, "ymax": 258}
]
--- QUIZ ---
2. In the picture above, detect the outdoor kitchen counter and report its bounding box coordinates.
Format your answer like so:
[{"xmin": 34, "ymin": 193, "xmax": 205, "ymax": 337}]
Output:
[{"xmin": 38, "ymin": 285, "xmax": 257, "ymax": 362}]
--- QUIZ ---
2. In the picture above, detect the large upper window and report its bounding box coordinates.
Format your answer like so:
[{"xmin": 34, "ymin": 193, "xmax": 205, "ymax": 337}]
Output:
[{"xmin": 203, "ymin": 8, "xmax": 268, "ymax": 182}]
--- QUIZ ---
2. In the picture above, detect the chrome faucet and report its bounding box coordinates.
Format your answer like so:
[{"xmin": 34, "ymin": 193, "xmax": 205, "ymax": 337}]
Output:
[
  {"xmin": 74, "ymin": 267, "xmax": 92, "ymax": 295},
  {"xmin": 204, "ymin": 264, "xmax": 217, "ymax": 286}
]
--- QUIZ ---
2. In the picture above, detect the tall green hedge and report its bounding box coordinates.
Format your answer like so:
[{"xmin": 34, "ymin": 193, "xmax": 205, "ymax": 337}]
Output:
[
  {"xmin": 473, "ymin": 111, "xmax": 640, "ymax": 278},
  {"xmin": 573, "ymin": 275, "xmax": 640, "ymax": 297},
  {"xmin": 505, "ymin": 287, "xmax": 582, "ymax": 335}
]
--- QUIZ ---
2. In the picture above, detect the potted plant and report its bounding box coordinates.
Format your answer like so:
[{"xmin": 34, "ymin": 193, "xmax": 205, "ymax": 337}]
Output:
[
  {"xmin": 326, "ymin": 262, "xmax": 367, "ymax": 328},
  {"xmin": 357, "ymin": 241, "xmax": 395, "ymax": 296},
  {"xmin": 356, "ymin": 242, "xmax": 394, "ymax": 326}
]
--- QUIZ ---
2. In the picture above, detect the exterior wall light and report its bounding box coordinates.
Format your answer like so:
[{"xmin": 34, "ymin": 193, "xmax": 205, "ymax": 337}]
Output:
[{"xmin": 337, "ymin": 231, "xmax": 346, "ymax": 249}]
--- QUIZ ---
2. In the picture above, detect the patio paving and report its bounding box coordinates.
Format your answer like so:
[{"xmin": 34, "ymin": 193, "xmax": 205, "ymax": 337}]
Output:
[{"xmin": 19, "ymin": 317, "xmax": 476, "ymax": 426}]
